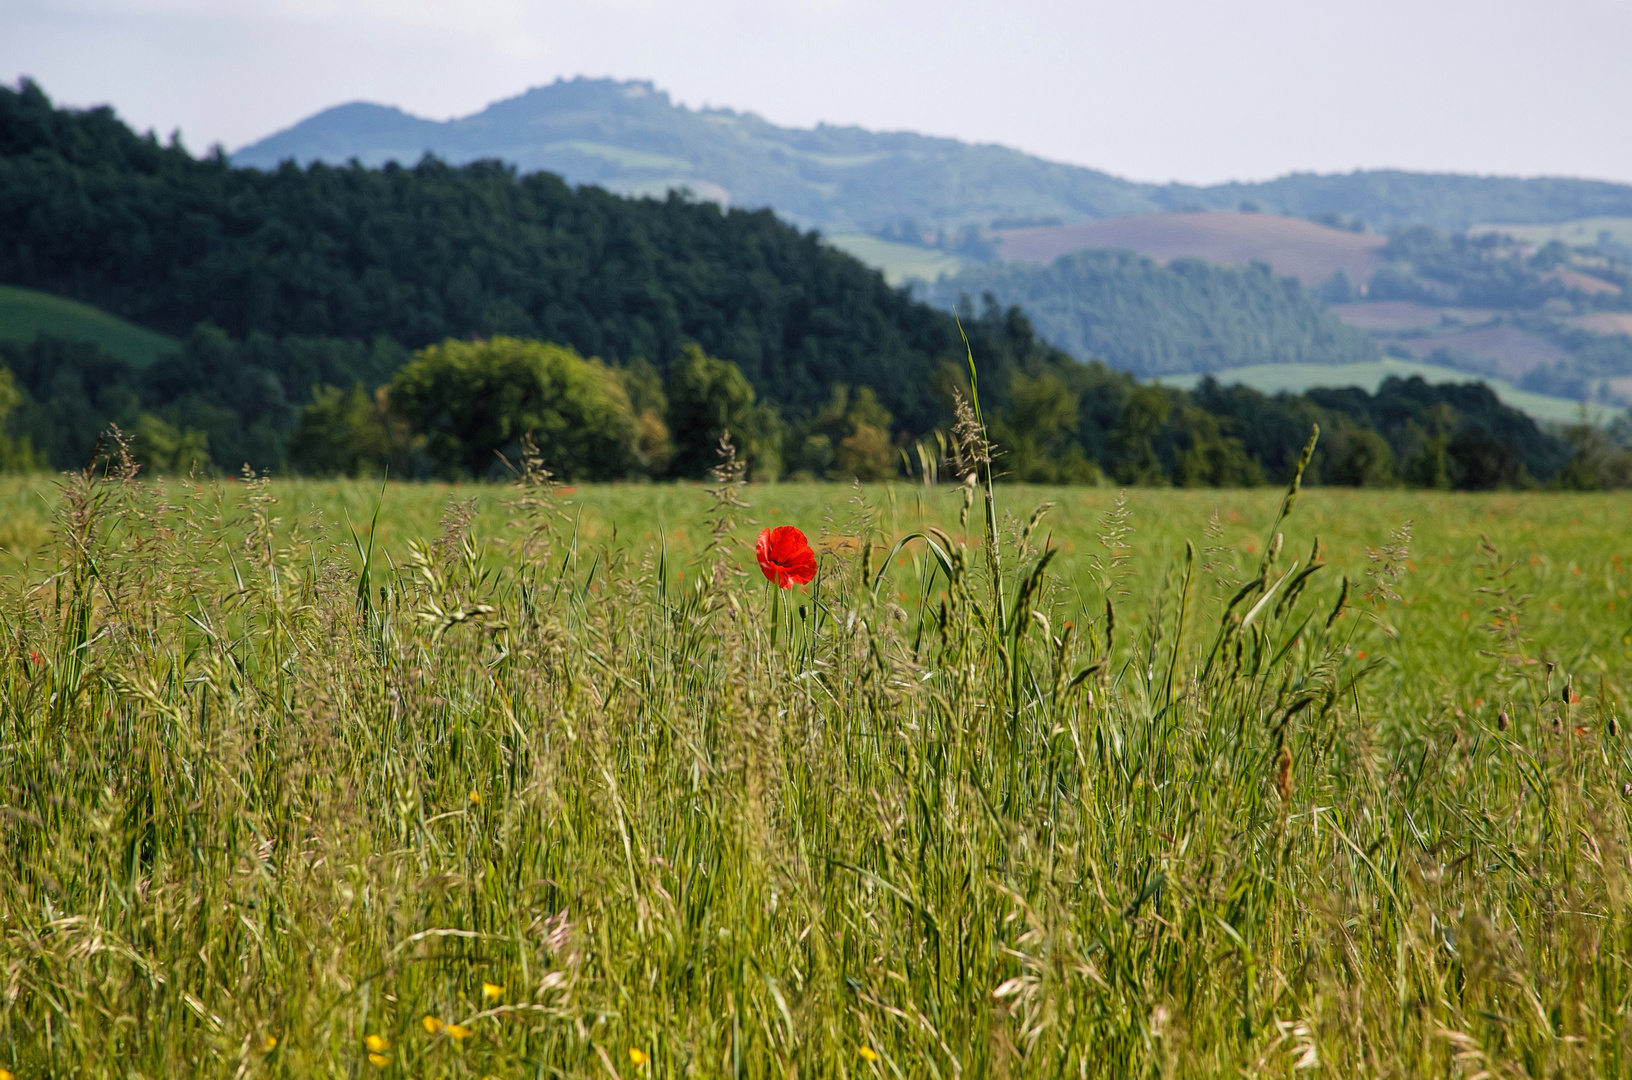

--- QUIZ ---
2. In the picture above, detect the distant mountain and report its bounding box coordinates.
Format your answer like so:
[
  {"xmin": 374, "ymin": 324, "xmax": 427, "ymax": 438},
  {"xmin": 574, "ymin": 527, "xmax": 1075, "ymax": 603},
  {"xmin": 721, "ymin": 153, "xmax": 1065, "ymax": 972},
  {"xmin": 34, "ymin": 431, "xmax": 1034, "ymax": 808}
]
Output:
[{"xmin": 235, "ymin": 78, "xmax": 1632, "ymax": 237}]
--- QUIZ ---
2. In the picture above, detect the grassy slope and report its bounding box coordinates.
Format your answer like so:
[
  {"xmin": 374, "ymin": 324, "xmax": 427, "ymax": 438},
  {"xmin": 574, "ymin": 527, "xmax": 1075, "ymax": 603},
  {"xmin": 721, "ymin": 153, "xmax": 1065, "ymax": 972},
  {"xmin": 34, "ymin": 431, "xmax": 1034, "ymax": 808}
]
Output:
[
  {"xmin": 822, "ymin": 234, "xmax": 967, "ymax": 286},
  {"xmin": 1154, "ymin": 357, "xmax": 1599, "ymax": 425},
  {"xmin": 0, "ymin": 284, "xmax": 179, "ymax": 366}
]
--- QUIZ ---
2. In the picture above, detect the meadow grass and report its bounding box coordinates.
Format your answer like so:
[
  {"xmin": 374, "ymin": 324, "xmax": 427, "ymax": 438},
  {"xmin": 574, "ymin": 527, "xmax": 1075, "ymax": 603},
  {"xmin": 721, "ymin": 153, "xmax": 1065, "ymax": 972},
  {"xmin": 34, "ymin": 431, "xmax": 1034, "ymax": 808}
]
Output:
[{"xmin": 1, "ymin": 458, "xmax": 1630, "ymax": 1077}]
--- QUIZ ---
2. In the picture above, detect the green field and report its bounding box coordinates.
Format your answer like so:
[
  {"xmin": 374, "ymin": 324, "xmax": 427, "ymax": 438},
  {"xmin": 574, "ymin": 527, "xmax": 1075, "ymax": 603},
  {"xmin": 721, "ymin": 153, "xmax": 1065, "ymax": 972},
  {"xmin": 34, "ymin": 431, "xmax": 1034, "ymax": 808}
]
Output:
[
  {"xmin": 0, "ymin": 284, "xmax": 179, "ymax": 366},
  {"xmin": 2, "ymin": 469, "xmax": 1631, "ymax": 1076},
  {"xmin": 1157, "ymin": 356, "xmax": 1601, "ymax": 425},
  {"xmin": 1470, "ymin": 216, "xmax": 1632, "ymax": 250},
  {"xmin": 824, "ymin": 233, "xmax": 968, "ymax": 286}
]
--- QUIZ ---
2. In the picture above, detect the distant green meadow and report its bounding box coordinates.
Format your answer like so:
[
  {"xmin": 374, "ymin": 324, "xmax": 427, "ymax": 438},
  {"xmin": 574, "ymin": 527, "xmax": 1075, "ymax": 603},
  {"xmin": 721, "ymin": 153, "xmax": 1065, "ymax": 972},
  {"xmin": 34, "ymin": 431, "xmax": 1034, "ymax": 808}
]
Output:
[
  {"xmin": 1156, "ymin": 357, "xmax": 1598, "ymax": 426},
  {"xmin": 0, "ymin": 284, "xmax": 180, "ymax": 367}
]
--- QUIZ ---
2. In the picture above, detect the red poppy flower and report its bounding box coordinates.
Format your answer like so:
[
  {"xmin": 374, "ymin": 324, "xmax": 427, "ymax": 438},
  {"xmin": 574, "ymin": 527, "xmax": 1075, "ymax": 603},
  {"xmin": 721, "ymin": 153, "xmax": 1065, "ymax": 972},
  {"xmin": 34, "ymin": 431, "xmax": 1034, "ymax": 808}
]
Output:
[{"xmin": 756, "ymin": 526, "xmax": 817, "ymax": 589}]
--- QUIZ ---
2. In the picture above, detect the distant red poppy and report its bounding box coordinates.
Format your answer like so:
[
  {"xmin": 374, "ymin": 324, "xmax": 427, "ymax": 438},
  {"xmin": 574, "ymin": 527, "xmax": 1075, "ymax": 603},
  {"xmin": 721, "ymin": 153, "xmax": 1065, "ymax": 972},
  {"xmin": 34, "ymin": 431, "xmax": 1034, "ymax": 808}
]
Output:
[{"xmin": 756, "ymin": 526, "xmax": 817, "ymax": 589}]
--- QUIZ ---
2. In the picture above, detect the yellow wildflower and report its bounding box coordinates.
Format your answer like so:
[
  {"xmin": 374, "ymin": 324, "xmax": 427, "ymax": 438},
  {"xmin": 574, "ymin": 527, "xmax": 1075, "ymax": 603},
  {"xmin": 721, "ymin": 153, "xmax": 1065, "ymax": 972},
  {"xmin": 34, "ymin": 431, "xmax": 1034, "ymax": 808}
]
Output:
[
  {"xmin": 482, "ymin": 982, "xmax": 504, "ymax": 1003},
  {"xmin": 628, "ymin": 1047, "xmax": 651, "ymax": 1066},
  {"xmin": 368, "ymin": 1051, "xmax": 391, "ymax": 1067},
  {"xmin": 0, "ymin": 1069, "xmax": 15, "ymax": 1080},
  {"xmin": 422, "ymin": 1015, "xmax": 444, "ymax": 1034},
  {"xmin": 365, "ymin": 1034, "xmax": 390, "ymax": 1053},
  {"xmin": 445, "ymin": 1023, "xmax": 473, "ymax": 1040},
  {"xmin": 261, "ymin": 1034, "xmax": 278, "ymax": 1052},
  {"xmin": 859, "ymin": 1046, "xmax": 879, "ymax": 1062},
  {"xmin": 469, "ymin": 789, "xmax": 481, "ymax": 805}
]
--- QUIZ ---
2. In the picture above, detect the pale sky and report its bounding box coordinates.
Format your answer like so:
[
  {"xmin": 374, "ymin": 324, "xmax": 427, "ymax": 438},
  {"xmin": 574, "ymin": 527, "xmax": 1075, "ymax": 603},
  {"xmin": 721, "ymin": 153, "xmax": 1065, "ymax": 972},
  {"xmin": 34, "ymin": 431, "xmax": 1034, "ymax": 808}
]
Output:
[{"xmin": 2, "ymin": 0, "xmax": 1630, "ymax": 186}]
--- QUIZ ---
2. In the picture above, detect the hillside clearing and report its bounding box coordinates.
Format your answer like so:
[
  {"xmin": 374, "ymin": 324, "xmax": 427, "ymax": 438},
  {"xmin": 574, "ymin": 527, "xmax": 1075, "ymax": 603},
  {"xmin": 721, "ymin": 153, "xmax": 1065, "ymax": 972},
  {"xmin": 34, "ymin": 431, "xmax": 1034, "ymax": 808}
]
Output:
[{"xmin": 0, "ymin": 285, "xmax": 179, "ymax": 366}]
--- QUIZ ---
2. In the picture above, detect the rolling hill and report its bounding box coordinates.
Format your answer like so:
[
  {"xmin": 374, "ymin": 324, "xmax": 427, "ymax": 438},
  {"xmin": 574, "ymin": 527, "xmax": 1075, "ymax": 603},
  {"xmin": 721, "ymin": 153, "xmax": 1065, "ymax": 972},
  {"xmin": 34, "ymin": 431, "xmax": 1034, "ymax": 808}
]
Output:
[{"xmin": 234, "ymin": 78, "xmax": 1632, "ymax": 238}]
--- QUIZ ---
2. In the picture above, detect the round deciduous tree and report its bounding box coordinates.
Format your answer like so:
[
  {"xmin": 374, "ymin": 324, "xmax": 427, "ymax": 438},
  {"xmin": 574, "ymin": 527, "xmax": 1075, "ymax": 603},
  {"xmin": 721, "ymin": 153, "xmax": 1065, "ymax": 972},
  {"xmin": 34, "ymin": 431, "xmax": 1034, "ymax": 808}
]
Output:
[{"xmin": 390, "ymin": 337, "xmax": 642, "ymax": 480}]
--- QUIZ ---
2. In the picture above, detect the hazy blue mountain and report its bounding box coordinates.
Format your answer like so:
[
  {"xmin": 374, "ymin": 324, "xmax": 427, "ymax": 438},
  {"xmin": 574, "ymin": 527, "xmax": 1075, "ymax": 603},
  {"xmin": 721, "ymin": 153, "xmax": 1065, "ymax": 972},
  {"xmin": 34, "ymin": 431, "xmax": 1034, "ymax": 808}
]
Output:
[
  {"xmin": 236, "ymin": 78, "xmax": 1632, "ymax": 237},
  {"xmin": 236, "ymin": 79, "xmax": 1150, "ymax": 235}
]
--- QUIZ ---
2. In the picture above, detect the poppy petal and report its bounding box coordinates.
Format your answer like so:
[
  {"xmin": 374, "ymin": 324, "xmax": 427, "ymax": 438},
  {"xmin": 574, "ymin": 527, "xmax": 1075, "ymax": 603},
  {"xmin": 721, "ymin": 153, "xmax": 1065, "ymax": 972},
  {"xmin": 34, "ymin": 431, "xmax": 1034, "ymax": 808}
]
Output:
[{"xmin": 757, "ymin": 526, "xmax": 816, "ymax": 588}]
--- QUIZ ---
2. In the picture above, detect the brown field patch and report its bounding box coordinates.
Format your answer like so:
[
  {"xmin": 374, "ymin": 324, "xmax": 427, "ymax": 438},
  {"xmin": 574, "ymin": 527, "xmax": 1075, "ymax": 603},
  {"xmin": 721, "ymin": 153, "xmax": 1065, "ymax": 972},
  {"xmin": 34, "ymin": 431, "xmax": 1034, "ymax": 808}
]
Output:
[
  {"xmin": 1395, "ymin": 325, "xmax": 1567, "ymax": 379},
  {"xmin": 1543, "ymin": 268, "xmax": 1622, "ymax": 297},
  {"xmin": 1567, "ymin": 311, "xmax": 1632, "ymax": 337},
  {"xmin": 993, "ymin": 211, "xmax": 1387, "ymax": 287}
]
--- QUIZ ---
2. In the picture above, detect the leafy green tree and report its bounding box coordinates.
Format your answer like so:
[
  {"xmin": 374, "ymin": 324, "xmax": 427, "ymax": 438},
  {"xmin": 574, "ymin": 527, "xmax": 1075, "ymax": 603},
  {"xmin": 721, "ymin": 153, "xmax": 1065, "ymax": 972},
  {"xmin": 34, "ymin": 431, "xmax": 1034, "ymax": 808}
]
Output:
[
  {"xmin": 617, "ymin": 358, "xmax": 673, "ymax": 476},
  {"xmin": 1402, "ymin": 404, "xmax": 1455, "ymax": 490},
  {"xmin": 1170, "ymin": 406, "xmax": 1261, "ymax": 488},
  {"xmin": 836, "ymin": 423, "xmax": 896, "ymax": 482},
  {"xmin": 991, "ymin": 370, "xmax": 1101, "ymax": 484},
  {"xmin": 288, "ymin": 384, "xmax": 419, "ymax": 477},
  {"xmin": 1320, "ymin": 423, "xmax": 1395, "ymax": 487},
  {"xmin": 390, "ymin": 337, "xmax": 643, "ymax": 480},
  {"xmin": 1109, "ymin": 385, "xmax": 1173, "ymax": 484},
  {"xmin": 1557, "ymin": 415, "xmax": 1632, "ymax": 490},
  {"xmin": 132, "ymin": 413, "xmax": 211, "ymax": 476},
  {"xmin": 787, "ymin": 384, "xmax": 896, "ymax": 481},
  {"xmin": 0, "ymin": 366, "xmax": 43, "ymax": 472},
  {"xmin": 665, "ymin": 345, "xmax": 782, "ymax": 480}
]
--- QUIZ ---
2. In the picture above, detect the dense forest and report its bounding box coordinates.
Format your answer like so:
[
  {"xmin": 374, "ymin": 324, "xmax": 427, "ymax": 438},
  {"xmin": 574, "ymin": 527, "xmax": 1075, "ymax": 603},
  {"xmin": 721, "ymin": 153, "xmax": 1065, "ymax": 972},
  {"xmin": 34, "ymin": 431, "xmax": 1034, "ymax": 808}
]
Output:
[
  {"xmin": 0, "ymin": 79, "xmax": 981, "ymax": 433},
  {"xmin": 0, "ymin": 80, "xmax": 1618, "ymax": 490},
  {"xmin": 924, "ymin": 251, "xmax": 1378, "ymax": 377}
]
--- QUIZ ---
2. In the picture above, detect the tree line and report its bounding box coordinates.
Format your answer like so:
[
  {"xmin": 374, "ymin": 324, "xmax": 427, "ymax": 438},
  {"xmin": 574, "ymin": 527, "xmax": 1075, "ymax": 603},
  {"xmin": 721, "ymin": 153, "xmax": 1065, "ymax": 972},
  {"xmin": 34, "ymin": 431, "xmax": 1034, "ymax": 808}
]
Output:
[{"xmin": 4, "ymin": 316, "xmax": 1613, "ymax": 488}]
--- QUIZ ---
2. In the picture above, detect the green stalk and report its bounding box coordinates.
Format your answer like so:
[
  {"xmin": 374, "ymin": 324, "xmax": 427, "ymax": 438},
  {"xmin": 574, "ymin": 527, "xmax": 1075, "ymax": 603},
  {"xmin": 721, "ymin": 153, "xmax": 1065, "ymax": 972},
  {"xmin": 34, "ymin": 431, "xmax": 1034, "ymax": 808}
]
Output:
[{"xmin": 955, "ymin": 314, "xmax": 1005, "ymax": 632}]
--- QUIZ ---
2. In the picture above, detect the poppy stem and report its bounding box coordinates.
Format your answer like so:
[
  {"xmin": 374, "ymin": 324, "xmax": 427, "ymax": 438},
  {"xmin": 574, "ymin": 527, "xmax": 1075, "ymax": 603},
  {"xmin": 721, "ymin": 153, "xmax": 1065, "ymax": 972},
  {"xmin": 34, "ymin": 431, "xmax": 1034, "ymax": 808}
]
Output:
[{"xmin": 769, "ymin": 581, "xmax": 780, "ymax": 649}]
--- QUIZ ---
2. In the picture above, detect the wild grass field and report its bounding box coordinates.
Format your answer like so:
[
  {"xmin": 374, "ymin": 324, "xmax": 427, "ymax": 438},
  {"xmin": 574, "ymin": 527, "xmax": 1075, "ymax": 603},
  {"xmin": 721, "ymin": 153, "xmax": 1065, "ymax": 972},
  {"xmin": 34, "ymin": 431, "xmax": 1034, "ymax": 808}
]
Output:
[{"xmin": 2, "ymin": 452, "xmax": 1631, "ymax": 1078}]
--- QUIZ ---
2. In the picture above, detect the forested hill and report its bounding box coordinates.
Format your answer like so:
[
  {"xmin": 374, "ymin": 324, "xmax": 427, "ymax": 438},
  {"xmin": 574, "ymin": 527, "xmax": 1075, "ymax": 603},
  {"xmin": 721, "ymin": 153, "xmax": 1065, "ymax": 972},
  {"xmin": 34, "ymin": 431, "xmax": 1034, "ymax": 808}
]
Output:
[
  {"xmin": 926, "ymin": 251, "xmax": 1378, "ymax": 377},
  {"xmin": 234, "ymin": 76, "xmax": 1632, "ymax": 236},
  {"xmin": 0, "ymin": 80, "xmax": 1023, "ymax": 434}
]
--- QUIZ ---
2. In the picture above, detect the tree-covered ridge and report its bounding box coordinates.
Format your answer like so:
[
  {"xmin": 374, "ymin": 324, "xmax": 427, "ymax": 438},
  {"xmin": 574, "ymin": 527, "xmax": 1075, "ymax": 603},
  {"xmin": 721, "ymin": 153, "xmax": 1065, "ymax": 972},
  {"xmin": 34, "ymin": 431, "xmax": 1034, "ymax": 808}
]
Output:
[
  {"xmin": 925, "ymin": 250, "xmax": 1378, "ymax": 377},
  {"xmin": 0, "ymin": 80, "xmax": 996, "ymax": 434}
]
